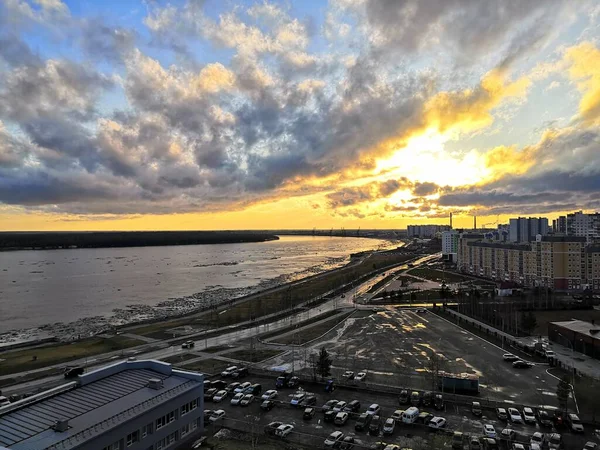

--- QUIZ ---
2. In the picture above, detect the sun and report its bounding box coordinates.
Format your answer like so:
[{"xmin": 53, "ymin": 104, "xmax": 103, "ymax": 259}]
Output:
[{"xmin": 375, "ymin": 129, "xmax": 490, "ymax": 187}]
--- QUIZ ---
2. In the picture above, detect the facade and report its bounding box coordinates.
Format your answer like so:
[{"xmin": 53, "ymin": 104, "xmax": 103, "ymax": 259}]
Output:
[
  {"xmin": 407, "ymin": 224, "xmax": 451, "ymax": 238},
  {"xmin": 0, "ymin": 360, "xmax": 204, "ymax": 450},
  {"xmin": 508, "ymin": 217, "xmax": 549, "ymax": 242},
  {"xmin": 457, "ymin": 234, "xmax": 592, "ymax": 290},
  {"xmin": 548, "ymin": 320, "xmax": 600, "ymax": 360},
  {"xmin": 441, "ymin": 230, "xmax": 459, "ymax": 262}
]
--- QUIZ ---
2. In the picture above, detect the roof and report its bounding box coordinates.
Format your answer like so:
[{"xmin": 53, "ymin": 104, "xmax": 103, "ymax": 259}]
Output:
[
  {"xmin": 550, "ymin": 320, "xmax": 600, "ymax": 340},
  {"xmin": 0, "ymin": 360, "xmax": 202, "ymax": 450}
]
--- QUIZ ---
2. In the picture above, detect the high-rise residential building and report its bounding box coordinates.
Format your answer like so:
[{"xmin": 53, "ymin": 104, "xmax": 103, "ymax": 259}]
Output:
[
  {"xmin": 407, "ymin": 224, "xmax": 451, "ymax": 238},
  {"xmin": 555, "ymin": 211, "xmax": 600, "ymax": 243},
  {"xmin": 441, "ymin": 230, "xmax": 460, "ymax": 262},
  {"xmin": 457, "ymin": 234, "xmax": 592, "ymax": 290},
  {"xmin": 553, "ymin": 215, "xmax": 567, "ymax": 233},
  {"xmin": 0, "ymin": 360, "xmax": 204, "ymax": 450},
  {"xmin": 508, "ymin": 217, "xmax": 549, "ymax": 242}
]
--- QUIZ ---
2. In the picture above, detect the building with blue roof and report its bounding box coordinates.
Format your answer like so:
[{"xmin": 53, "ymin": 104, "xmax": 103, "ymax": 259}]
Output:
[{"xmin": 0, "ymin": 360, "xmax": 204, "ymax": 450}]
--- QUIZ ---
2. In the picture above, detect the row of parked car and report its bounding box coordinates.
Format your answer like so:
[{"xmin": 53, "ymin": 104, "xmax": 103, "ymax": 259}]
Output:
[{"xmin": 398, "ymin": 389, "xmax": 444, "ymax": 409}]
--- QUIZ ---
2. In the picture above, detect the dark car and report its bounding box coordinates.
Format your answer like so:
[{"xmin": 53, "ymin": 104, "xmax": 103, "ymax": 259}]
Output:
[
  {"xmin": 423, "ymin": 391, "xmax": 433, "ymax": 406},
  {"xmin": 323, "ymin": 399, "xmax": 339, "ymax": 411},
  {"xmin": 203, "ymin": 381, "xmax": 213, "ymax": 392},
  {"xmin": 434, "ymin": 393, "xmax": 444, "ymax": 410},
  {"xmin": 203, "ymin": 409, "xmax": 213, "ymax": 426},
  {"xmin": 260, "ymin": 399, "xmax": 275, "ymax": 411},
  {"xmin": 355, "ymin": 413, "xmax": 372, "ymax": 431},
  {"xmin": 304, "ymin": 407, "xmax": 316, "ymax": 420},
  {"xmin": 344, "ymin": 400, "xmax": 361, "ymax": 413},
  {"xmin": 248, "ymin": 383, "xmax": 262, "ymax": 395},
  {"xmin": 287, "ymin": 376, "xmax": 300, "ymax": 388},
  {"xmin": 398, "ymin": 390, "xmax": 409, "ymax": 404},
  {"xmin": 417, "ymin": 412, "xmax": 434, "ymax": 424},
  {"xmin": 537, "ymin": 409, "xmax": 554, "ymax": 427},
  {"xmin": 211, "ymin": 380, "xmax": 228, "ymax": 390},
  {"xmin": 264, "ymin": 421, "xmax": 283, "ymax": 436},
  {"xmin": 232, "ymin": 367, "xmax": 249, "ymax": 379},
  {"xmin": 340, "ymin": 436, "xmax": 356, "ymax": 450},
  {"xmin": 204, "ymin": 388, "xmax": 218, "ymax": 400},
  {"xmin": 64, "ymin": 367, "xmax": 84, "ymax": 379},
  {"xmin": 324, "ymin": 410, "xmax": 337, "ymax": 423},
  {"xmin": 369, "ymin": 415, "xmax": 382, "ymax": 436},
  {"xmin": 410, "ymin": 391, "xmax": 421, "ymax": 406},
  {"xmin": 304, "ymin": 395, "xmax": 317, "ymax": 406}
]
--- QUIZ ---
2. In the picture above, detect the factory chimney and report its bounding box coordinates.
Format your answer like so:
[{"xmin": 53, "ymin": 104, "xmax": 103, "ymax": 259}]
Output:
[
  {"xmin": 450, "ymin": 212, "xmax": 453, "ymax": 229},
  {"xmin": 474, "ymin": 215, "xmax": 477, "ymax": 230}
]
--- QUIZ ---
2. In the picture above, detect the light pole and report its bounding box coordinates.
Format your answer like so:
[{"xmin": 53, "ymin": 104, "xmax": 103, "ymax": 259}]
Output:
[{"xmin": 558, "ymin": 332, "xmax": 578, "ymax": 414}]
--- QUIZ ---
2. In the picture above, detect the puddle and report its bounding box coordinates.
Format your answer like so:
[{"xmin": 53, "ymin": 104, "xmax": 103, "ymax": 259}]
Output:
[
  {"xmin": 377, "ymin": 311, "xmax": 392, "ymax": 319},
  {"xmin": 402, "ymin": 325, "xmax": 413, "ymax": 332},
  {"xmin": 415, "ymin": 368, "xmax": 427, "ymax": 372}
]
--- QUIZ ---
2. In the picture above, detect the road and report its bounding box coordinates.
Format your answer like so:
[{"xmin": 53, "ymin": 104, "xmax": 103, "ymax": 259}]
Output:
[{"xmin": 2, "ymin": 254, "xmax": 439, "ymax": 397}]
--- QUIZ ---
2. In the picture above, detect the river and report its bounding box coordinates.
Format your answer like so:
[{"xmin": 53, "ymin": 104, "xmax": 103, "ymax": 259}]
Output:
[{"xmin": 0, "ymin": 236, "xmax": 397, "ymax": 341}]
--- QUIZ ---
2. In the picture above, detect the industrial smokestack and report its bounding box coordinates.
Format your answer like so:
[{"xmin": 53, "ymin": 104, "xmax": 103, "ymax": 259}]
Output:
[
  {"xmin": 450, "ymin": 212, "xmax": 453, "ymax": 229},
  {"xmin": 474, "ymin": 215, "xmax": 477, "ymax": 230}
]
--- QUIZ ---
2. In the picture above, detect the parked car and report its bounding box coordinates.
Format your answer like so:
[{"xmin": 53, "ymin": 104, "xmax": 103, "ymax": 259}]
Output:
[
  {"xmin": 260, "ymin": 399, "xmax": 275, "ymax": 411},
  {"xmin": 234, "ymin": 382, "xmax": 251, "ymax": 394},
  {"xmin": 264, "ymin": 421, "xmax": 283, "ymax": 436},
  {"xmin": 340, "ymin": 436, "xmax": 356, "ymax": 450},
  {"xmin": 304, "ymin": 395, "xmax": 317, "ymax": 406},
  {"xmin": 548, "ymin": 433, "xmax": 563, "ymax": 450},
  {"xmin": 410, "ymin": 391, "xmax": 421, "ymax": 406},
  {"xmin": 261, "ymin": 389, "xmax": 278, "ymax": 400},
  {"xmin": 423, "ymin": 391, "xmax": 433, "ymax": 406},
  {"xmin": 343, "ymin": 371, "xmax": 355, "ymax": 380},
  {"xmin": 181, "ymin": 340, "xmax": 195, "ymax": 349},
  {"xmin": 508, "ymin": 408, "xmax": 522, "ymax": 424},
  {"xmin": 470, "ymin": 436, "xmax": 481, "ymax": 450},
  {"xmin": 226, "ymin": 382, "xmax": 240, "ymax": 393},
  {"xmin": 240, "ymin": 394, "xmax": 254, "ymax": 406},
  {"xmin": 434, "ymin": 393, "xmax": 444, "ymax": 410},
  {"xmin": 369, "ymin": 415, "xmax": 382, "ymax": 436},
  {"xmin": 429, "ymin": 416, "xmax": 447, "ymax": 429},
  {"xmin": 391, "ymin": 409, "xmax": 404, "ymax": 423},
  {"xmin": 344, "ymin": 400, "xmax": 361, "ymax": 413},
  {"xmin": 481, "ymin": 438, "xmax": 498, "ymax": 450},
  {"xmin": 355, "ymin": 372, "xmax": 367, "ymax": 382},
  {"xmin": 204, "ymin": 388, "xmax": 218, "ymax": 400},
  {"xmin": 211, "ymin": 380, "xmax": 227, "ymax": 390},
  {"xmin": 500, "ymin": 428, "xmax": 516, "ymax": 441},
  {"xmin": 247, "ymin": 383, "xmax": 262, "ymax": 395},
  {"xmin": 398, "ymin": 390, "xmax": 409, "ymax": 404},
  {"xmin": 355, "ymin": 413, "xmax": 372, "ymax": 431},
  {"xmin": 567, "ymin": 413, "xmax": 584, "ymax": 432},
  {"xmin": 523, "ymin": 407, "xmax": 536, "ymax": 424},
  {"xmin": 472, "ymin": 401, "xmax": 482, "ymax": 417},
  {"xmin": 335, "ymin": 412, "xmax": 350, "ymax": 426},
  {"xmin": 512, "ymin": 444, "xmax": 526, "ymax": 450},
  {"xmin": 323, "ymin": 399, "xmax": 340, "ymax": 411},
  {"xmin": 324, "ymin": 431, "xmax": 345, "ymax": 448},
  {"xmin": 383, "ymin": 418, "xmax": 395, "ymax": 435},
  {"xmin": 503, "ymin": 353, "xmax": 518, "ymax": 361},
  {"xmin": 203, "ymin": 380, "xmax": 213, "ymax": 392},
  {"xmin": 303, "ymin": 407, "xmax": 315, "ymax": 420},
  {"xmin": 537, "ymin": 409, "xmax": 554, "ymax": 427},
  {"xmin": 212, "ymin": 390, "xmax": 228, "ymax": 402},
  {"xmin": 452, "ymin": 432, "xmax": 464, "ymax": 450},
  {"xmin": 367, "ymin": 403, "xmax": 381, "ymax": 415},
  {"xmin": 496, "ymin": 407, "xmax": 508, "ymax": 421},
  {"xmin": 417, "ymin": 412, "xmax": 434, "ymax": 424},
  {"xmin": 290, "ymin": 392, "xmax": 306, "ymax": 407},
  {"xmin": 512, "ymin": 360, "xmax": 533, "ymax": 369},
  {"xmin": 325, "ymin": 410, "xmax": 337, "ymax": 423},
  {"xmin": 530, "ymin": 432, "xmax": 545, "ymax": 448},
  {"xmin": 275, "ymin": 424, "xmax": 294, "ymax": 438},
  {"xmin": 221, "ymin": 366, "xmax": 238, "ymax": 377},
  {"xmin": 483, "ymin": 424, "xmax": 496, "ymax": 439},
  {"xmin": 287, "ymin": 376, "xmax": 300, "ymax": 388},
  {"xmin": 209, "ymin": 409, "xmax": 226, "ymax": 423},
  {"xmin": 231, "ymin": 367, "xmax": 249, "ymax": 379},
  {"xmin": 334, "ymin": 401, "xmax": 348, "ymax": 412},
  {"xmin": 583, "ymin": 442, "xmax": 598, "ymax": 450},
  {"xmin": 230, "ymin": 392, "xmax": 244, "ymax": 405},
  {"xmin": 203, "ymin": 409, "xmax": 213, "ymax": 426}
]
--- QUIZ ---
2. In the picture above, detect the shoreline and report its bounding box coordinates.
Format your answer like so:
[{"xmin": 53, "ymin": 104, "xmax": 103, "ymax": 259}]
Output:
[{"xmin": 0, "ymin": 241, "xmax": 401, "ymax": 348}]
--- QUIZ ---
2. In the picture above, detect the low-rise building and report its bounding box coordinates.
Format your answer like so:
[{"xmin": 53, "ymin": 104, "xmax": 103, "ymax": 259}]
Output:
[
  {"xmin": 0, "ymin": 360, "xmax": 204, "ymax": 450},
  {"xmin": 548, "ymin": 320, "xmax": 600, "ymax": 360}
]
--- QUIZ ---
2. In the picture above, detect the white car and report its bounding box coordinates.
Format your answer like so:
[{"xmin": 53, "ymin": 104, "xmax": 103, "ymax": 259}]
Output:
[
  {"xmin": 212, "ymin": 390, "xmax": 228, "ymax": 402},
  {"xmin": 221, "ymin": 365, "xmax": 238, "ymax": 377},
  {"xmin": 501, "ymin": 428, "xmax": 516, "ymax": 441},
  {"xmin": 568, "ymin": 413, "xmax": 584, "ymax": 432},
  {"xmin": 262, "ymin": 389, "xmax": 278, "ymax": 401},
  {"xmin": 503, "ymin": 353, "xmax": 518, "ymax": 361},
  {"xmin": 334, "ymin": 412, "xmax": 349, "ymax": 425},
  {"xmin": 275, "ymin": 424, "xmax": 294, "ymax": 438},
  {"xmin": 512, "ymin": 444, "xmax": 526, "ymax": 450},
  {"xmin": 290, "ymin": 392, "xmax": 306, "ymax": 406},
  {"xmin": 209, "ymin": 409, "xmax": 226, "ymax": 422},
  {"xmin": 354, "ymin": 372, "xmax": 367, "ymax": 381},
  {"xmin": 343, "ymin": 370, "xmax": 354, "ymax": 379},
  {"xmin": 234, "ymin": 382, "xmax": 251, "ymax": 393},
  {"xmin": 240, "ymin": 394, "xmax": 254, "ymax": 406},
  {"xmin": 324, "ymin": 431, "xmax": 344, "ymax": 448},
  {"xmin": 366, "ymin": 403, "xmax": 381, "ymax": 415},
  {"xmin": 391, "ymin": 409, "xmax": 404, "ymax": 422},
  {"xmin": 523, "ymin": 407, "xmax": 536, "ymax": 424},
  {"xmin": 584, "ymin": 442, "xmax": 598, "ymax": 450},
  {"xmin": 530, "ymin": 432, "xmax": 545, "ymax": 448},
  {"xmin": 383, "ymin": 417, "xmax": 395, "ymax": 435},
  {"xmin": 508, "ymin": 408, "xmax": 523, "ymax": 424},
  {"xmin": 483, "ymin": 424, "xmax": 496, "ymax": 438},
  {"xmin": 230, "ymin": 392, "xmax": 244, "ymax": 405},
  {"xmin": 333, "ymin": 401, "xmax": 347, "ymax": 412},
  {"xmin": 429, "ymin": 417, "xmax": 447, "ymax": 429}
]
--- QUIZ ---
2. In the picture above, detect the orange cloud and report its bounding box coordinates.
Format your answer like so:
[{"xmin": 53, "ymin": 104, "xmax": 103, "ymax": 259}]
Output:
[
  {"xmin": 564, "ymin": 41, "xmax": 600, "ymax": 124},
  {"xmin": 482, "ymin": 143, "xmax": 539, "ymax": 181}
]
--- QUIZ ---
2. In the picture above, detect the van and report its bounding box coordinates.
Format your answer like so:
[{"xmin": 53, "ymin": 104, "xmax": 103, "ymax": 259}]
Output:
[
  {"xmin": 248, "ymin": 383, "xmax": 262, "ymax": 395},
  {"xmin": 402, "ymin": 406, "xmax": 419, "ymax": 424}
]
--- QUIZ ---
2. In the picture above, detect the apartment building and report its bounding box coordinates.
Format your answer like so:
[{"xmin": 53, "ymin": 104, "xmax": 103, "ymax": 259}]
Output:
[
  {"xmin": 0, "ymin": 360, "xmax": 204, "ymax": 450},
  {"xmin": 508, "ymin": 217, "xmax": 549, "ymax": 242},
  {"xmin": 407, "ymin": 224, "xmax": 451, "ymax": 238},
  {"xmin": 553, "ymin": 211, "xmax": 600, "ymax": 243},
  {"xmin": 458, "ymin": 234, "xmax": 592, "ymax": 290},
  {"xmin": 441, "ymin": 230, "xmax": 460, "ymax": 262}
]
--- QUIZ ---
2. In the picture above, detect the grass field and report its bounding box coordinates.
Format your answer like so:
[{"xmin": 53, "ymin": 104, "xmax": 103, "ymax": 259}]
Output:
[
  {"xmin": 407, "ymin": 267, "xmax": 473, "ymax": 284},
  {"xmin": 180, "ymin": 358, "xmax": 231, "ymax": 375},
  {"xmin": 129, "ymin": 251, "xmax": 416, "ymax": 338},
  {"xmin": 269, "ymin": 310, "xmax": 356, "ymax": 345},
  {"xmin": 0, "ymin": 336, "xmax": 143, "ymax": 376},
  {"xmin": 224, "ymin": 349, "xmax": 284, "ymax": 363}
]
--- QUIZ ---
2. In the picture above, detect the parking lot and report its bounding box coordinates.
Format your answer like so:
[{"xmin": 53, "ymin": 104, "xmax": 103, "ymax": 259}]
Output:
[
  {"xmin": 203, "ymin": 373, "xmax": 592, "ymax": 449},
  {"xmin": 264, "ymin": 308, "xmax": 561, "ymax": 408}
]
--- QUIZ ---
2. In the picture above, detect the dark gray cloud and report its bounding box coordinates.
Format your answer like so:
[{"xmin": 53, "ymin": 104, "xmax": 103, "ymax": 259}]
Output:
[
  {"xmin": 79, "ymin": 19, "xmax": 136, "ymax": 63},
  {"xmin": 412, "ymin": 182, "xmax": 439, "ymax": 197},
  {"xmin": 326, "ymin": 178, "xmax": 412, "ymax": 208}
]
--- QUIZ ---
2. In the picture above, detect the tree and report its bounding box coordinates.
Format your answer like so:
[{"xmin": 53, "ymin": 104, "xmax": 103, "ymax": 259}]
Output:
[
  {"xmin": 556, "ymin": 375, "xmax": 571, "ymax": 413},
  {"xmin": 521, "ymin": 311, "xmax": 538, "ymax": 336},
  {"xmin": 425, "ymin": 351, "xmax": 445, "ymax": 392},
  {"xmin": 317, "ymin": 347, "xmax": 332, "ymax": 379}
]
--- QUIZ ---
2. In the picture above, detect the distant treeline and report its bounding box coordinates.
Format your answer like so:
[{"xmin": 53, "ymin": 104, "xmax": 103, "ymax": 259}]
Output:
[{"xmin": 0, "ymin": 231, "xmax": 279, "ymax": 251}]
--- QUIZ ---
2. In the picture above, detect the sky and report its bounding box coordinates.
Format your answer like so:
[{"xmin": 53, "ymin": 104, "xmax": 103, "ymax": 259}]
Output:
[{"xmin": 0, "ymin": 0, "xmax": 599, "ymax": 231}]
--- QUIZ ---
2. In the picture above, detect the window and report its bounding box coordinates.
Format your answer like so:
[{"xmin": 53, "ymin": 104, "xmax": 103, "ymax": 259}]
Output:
[
  {"xmin": 103, "ymin": 441, "xmax": 122, "ymax": 450},
  {"xmin": 142, "ymin": 423, "xmax": 152, "ymax": 438},
  {"xmin": 156, "ymin": 410, "xmax": 177, "ymax": 430},
  {"xmin": 181, "ymin": 399, "xmax": 198, "ymax": 416},
  {"xmin": 126, "ymin": 430, "xmax": 140, "ymax": 447},
  {"xmin": 181, "ymin": 420, "xmax": 198, "ymax": 437},
  {"xmin": 155, "ymin": 432, "xmax": 178, "ymax": 450}
]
